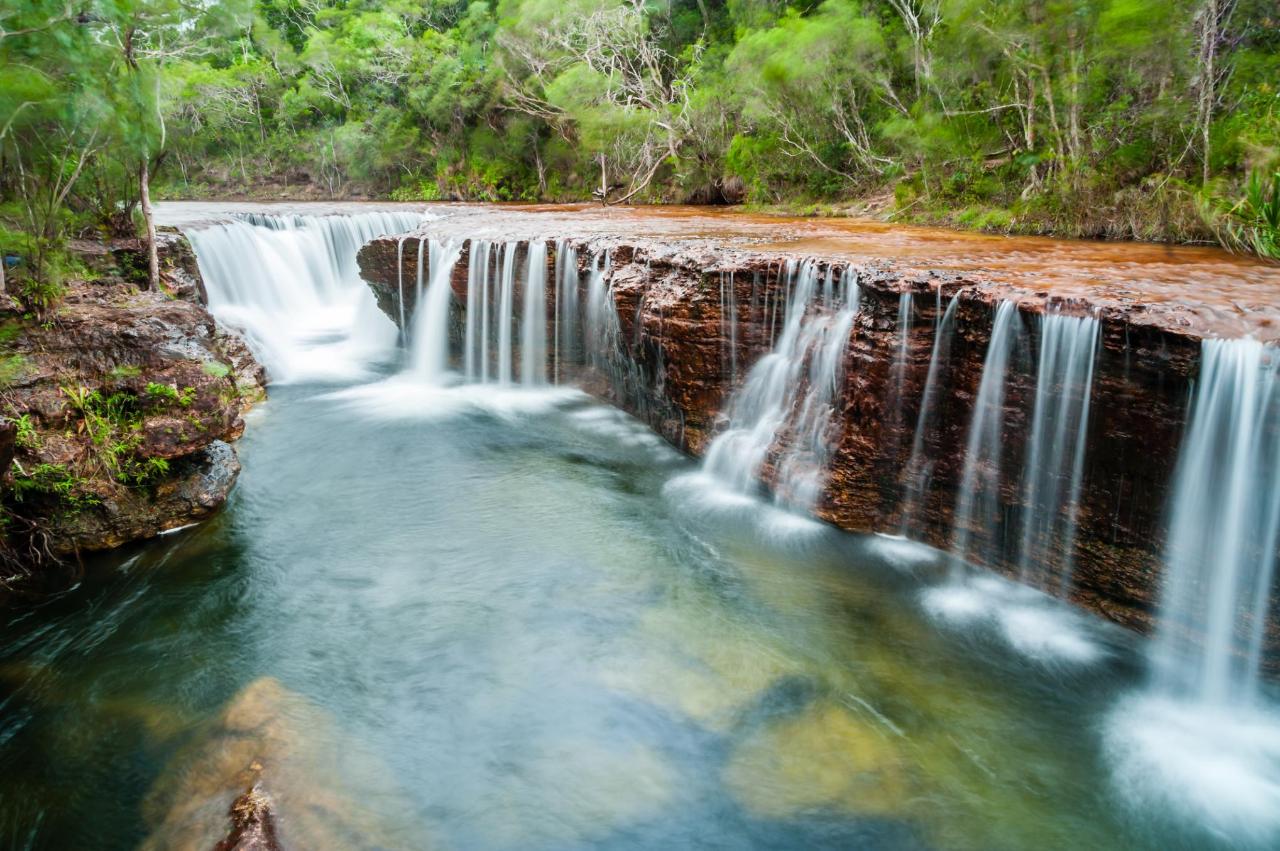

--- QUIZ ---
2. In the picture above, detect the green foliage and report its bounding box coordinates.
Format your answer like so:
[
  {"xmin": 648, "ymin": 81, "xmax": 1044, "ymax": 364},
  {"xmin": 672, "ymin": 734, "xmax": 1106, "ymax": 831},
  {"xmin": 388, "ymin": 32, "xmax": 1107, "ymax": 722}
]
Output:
[
  {"xmin": 145, "ymin": 381, "xmax": 197, "ymax": 408},
  {"xmin": 108, "ymin": 364, "xmax": 143, "ymax": 381},
  {"xmin": 4, "ymin": 0, "xmax": 1280, "ymax": 253},
  {"xmin": 12, "ymin": 414, "xmax": 40, "ymax": 450},
  {"xmin": 1207, "ymin": 170, "xmax": 1280, "ymax": 259},
  {"xmin": 200, "ymin": 360, "xmax": 232, "ymax": 379},
  {"xmin": 0, "ymin": 354, "xmax": 29, "ymax": 389},
  {"xmin": 9, "ymin": 461, "xmax": 98, "ymax": 509},
  {"xmin": 60, "ymin": 383, "xmax": 173, "ymax": 485}
]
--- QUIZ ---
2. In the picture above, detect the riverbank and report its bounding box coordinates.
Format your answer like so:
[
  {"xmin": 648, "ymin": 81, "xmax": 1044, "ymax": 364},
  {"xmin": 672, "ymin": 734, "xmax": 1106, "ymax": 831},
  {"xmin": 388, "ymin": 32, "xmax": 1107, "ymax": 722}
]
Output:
[{"xmin": 0, "ymin": 235, "xmax": 265, "ymax": 597}]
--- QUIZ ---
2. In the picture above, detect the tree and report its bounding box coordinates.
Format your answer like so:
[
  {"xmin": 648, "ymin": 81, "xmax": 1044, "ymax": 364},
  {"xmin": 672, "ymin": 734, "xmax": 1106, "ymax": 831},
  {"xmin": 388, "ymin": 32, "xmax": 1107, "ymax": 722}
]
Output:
[{"xmin": 88, "ymin": 0, "xmax": 248, "ymax": 289}]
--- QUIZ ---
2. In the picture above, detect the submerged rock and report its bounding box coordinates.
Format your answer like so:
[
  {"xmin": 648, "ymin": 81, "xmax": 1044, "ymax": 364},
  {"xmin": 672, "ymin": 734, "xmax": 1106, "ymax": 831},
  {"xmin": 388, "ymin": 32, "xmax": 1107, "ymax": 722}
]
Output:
[
  {"xmin": 142, "ymin": 677, "xmax": 422, "ymax": 851},
  {"xmin": 215, "ymin": 784, "xmax": 281, "ymax": 851},
  {"xmin": 723, "ymin": 700, "xmax": 907, "ymax": 819}
]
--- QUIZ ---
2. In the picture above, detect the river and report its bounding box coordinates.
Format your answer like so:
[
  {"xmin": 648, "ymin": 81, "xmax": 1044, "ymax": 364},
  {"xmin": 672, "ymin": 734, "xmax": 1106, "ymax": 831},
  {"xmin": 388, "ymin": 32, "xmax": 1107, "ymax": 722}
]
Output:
[{"xmin": 0, "ymin": 203, "xmax": 1275, "ymax": 850}]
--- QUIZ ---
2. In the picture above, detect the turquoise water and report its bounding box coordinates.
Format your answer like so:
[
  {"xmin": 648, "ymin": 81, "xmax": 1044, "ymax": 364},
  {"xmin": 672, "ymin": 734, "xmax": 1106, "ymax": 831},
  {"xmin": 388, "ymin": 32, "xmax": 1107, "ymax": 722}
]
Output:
[{"xmin": 0, "ymin": 375, "xmax": 1253, "ymax": 851}]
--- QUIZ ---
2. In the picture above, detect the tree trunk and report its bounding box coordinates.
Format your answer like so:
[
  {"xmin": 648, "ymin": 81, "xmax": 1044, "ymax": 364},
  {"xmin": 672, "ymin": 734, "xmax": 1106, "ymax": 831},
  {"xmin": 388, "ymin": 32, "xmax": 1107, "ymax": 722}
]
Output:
[
  {"xmin": 139, "ymin": 157, "xmax": 159, "ymax": 291},
  {"xmin": 1198, "ymin": 0, "xmax": 1218, "ymax": 185}
]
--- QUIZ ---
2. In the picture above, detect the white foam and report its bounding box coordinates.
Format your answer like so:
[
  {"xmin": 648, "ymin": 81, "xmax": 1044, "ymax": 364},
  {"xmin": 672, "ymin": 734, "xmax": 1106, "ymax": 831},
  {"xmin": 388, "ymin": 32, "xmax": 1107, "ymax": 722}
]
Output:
[
  {"xmin": 921, "ymin": 583, "xmax": 990, "ymax": 623},
  {"xmin": 996, "ymin": 604, "xmax": 1100, "ymax": 664},
  {"xmin": 319, "ymin": 377, "xmax": 584, "ymax": 422},
  {"xmin": 1106, "ymin": 694, "xmax": 1280, "ymax": 847},
  {"xmin": 921, "ymin": 576, "xmax": 1102, "ymax": 664},
  {"xmin": 866, "ymin": 534, "xmax": 940, "ymax": 569}
]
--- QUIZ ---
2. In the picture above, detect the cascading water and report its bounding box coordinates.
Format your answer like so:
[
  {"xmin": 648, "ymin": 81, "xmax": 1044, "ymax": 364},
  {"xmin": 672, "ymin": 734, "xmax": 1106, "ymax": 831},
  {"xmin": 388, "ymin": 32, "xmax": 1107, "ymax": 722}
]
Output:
[
  {"xmin": 1105, "ymin": 338, "xmax": 1280, "ymax": 845},
  {"xmin": 949, "ymin": 301, "xmax": 1023, "ymax": 574},
  {"xmin": 1152, "ymin": 338, "xmax": 1280, "ymax": 707},
  {"xmin": 584, "ymin": 252, "xmax": 613, "ymax": 371},
  {"xmin": 521, "ymin": 242, "xmax": 549, "ymax": 386},
  {"xmin": 409, "ymin": 239, "xmax": 464, "ymax": 383},
  {"xmin": 773, "ymin": 270, "xmax": 860, "ymax": 511},
  {"xmin": 899, "ymin": 295, "xmax": 960, "ymax": 535},
  {"xmin": 465, "ymin": 240, "xmax": 492, "ymax": 382},
  {"xmin": 890, "ymin": 291, "xmax": 914, "ymax": 407},
  {"xmin": 698, "ymin": 261, "xmax": 859, "ymax": 513},
  {"xmin": 187, "ymin": 210, "xmax": 425, "ymax": 382},
  {"xmin": 553, "ymin": 240, "xmax": 580, "ymax": 382},
  {"xmin": 1017, "ymin": 311, "xmax": 1099, "ymax": 594},
  {"xmin": 497, "ymin": 243, "xmax": 517, "ymax": 386},
  {"xmin": 720, "ymin": 270, "xmax": 739, "ymax": 384}
]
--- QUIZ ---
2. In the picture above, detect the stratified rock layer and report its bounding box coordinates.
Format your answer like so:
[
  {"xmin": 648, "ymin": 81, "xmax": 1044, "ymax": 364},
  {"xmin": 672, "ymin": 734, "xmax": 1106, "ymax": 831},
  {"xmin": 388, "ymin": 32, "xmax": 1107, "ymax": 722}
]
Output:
[{"xmin": 357, "ymin": 221, "xmax": 1280, "ymax": 665}]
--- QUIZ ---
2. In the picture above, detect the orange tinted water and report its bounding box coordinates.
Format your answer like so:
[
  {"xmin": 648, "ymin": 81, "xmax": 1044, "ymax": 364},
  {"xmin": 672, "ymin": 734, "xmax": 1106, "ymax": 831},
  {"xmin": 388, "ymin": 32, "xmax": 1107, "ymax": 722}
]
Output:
[{"xmin": 160, "ymin": 201, "xmax": 1280, "ymax": 340}]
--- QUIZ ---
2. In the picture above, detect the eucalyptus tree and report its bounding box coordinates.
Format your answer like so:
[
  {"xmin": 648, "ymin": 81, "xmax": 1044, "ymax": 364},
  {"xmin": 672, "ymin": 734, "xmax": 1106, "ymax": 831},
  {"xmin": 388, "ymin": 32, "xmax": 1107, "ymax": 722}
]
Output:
[{"xmin": 498, "ymin": 0, "xmax": 702, "ymax": 203}]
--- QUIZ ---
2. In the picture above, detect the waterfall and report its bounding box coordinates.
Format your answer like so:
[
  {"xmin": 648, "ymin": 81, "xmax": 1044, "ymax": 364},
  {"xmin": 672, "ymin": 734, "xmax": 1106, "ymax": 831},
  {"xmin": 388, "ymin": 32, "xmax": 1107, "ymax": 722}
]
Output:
[
  {"xmin": 409, "ymin": 239, "xmax": 464, "ymax": 382},
  {"xmin": 186, "ymin": 210, "xmax": 425, "ymax": 382},
  {"xmin": 1152, "ymin": 338, "xmax": 1280, "ymax": 707},
  {"xmin": 720, "ymin": 270, "xmax": 739, "ymax": 385},
  {"xmin": 553, "ymin": 240, "xmax": 580, "ymax": 383},
  {"xmin": 464, "ymin": 241, "xmax": 490, "ymax": 382},
  {"xmin": 396, "ymin": 237, "xmax": 408, "ymax": 334},
  {"xmin": 773, "ymin": 269, "xmax": 860, "ymax": 511},
  {"xmin": 1017, "ymin": 311, "xmax": 1099, "ymax": 594},
  {"xmin": 891, "ymin": 291, "xmax": 914, "ymax": 406},
  {"xmin": 700, "ymin": 260, "xmax": 864, "ymax": 508},
  {"xmin": 584, "ymin": 252, "xmax": 613, "ymax": 370},
  {"xmin": 521, "ymin": 242, "xmax": 548, "ymax": 386},
  {"xmin": 497, "ymin": 244, "xmax": 517, "ymax": 386},
  {"xmin": 950, "ymin": 301, "xmax": 1023, "ymax": 574},
  {"xmin": 899, "ymin": 295, "xmax": 961, "ymax": 535}
]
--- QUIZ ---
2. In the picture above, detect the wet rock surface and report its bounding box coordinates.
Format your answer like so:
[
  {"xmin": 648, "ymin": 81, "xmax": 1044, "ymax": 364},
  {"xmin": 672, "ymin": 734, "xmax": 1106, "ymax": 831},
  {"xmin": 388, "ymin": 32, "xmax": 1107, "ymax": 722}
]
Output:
[
  {"xmin": 215, "ymin": 785, "xmax": 282, "ymax": 851},
  {"xmin": 0, "ymin": 243, "xmax": 265, "ymax": 589},
  {"xmin": 357, "ymin": 217, "xmax": 1279, "ymax": 662}
]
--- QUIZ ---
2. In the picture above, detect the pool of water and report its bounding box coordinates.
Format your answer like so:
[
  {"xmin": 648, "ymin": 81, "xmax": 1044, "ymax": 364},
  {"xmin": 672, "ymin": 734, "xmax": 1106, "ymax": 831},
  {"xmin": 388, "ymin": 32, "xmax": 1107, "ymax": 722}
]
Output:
[{"xmin": 0, "ymin": 373, "xmax": 1244, "ymax": 850}]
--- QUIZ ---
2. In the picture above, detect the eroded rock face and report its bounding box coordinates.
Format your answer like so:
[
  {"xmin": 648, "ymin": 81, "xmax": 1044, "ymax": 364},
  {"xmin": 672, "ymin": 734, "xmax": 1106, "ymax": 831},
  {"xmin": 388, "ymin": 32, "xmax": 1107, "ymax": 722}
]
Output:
[
  {"xmin": 0, "ymin": 249, "xmax": 266, "ymax": 586},
  {"xmin": 356, "ymin": 231, "xmax": 1279, "ymax": 664}
]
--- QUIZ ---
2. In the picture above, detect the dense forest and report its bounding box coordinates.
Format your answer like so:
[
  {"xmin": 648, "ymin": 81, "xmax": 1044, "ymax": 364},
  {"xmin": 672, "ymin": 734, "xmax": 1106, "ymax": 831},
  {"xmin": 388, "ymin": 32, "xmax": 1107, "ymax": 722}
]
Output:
[{"xmin": 2, "ymin": 0, "xmax": 1279, "ymax": 307}]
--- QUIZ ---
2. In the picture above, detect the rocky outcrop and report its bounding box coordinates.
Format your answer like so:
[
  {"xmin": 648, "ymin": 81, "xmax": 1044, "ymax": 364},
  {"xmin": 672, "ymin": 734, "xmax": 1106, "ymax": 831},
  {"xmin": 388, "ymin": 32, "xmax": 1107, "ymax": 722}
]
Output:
[
  {"xmin": 357, "ymin": 223, "xmax": 1280, "ymax": 666},
  {"xmin": 0, "ymin": 240, "xmax": 265, "ymax": 593}
]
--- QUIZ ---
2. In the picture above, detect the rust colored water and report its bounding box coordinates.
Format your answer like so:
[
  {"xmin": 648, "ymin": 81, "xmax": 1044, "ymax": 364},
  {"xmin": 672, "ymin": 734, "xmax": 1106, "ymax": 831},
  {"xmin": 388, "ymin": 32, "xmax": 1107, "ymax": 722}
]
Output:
[{"xmin": 161, "ymin": 201, "xmax": 1280, "ymax": 340}]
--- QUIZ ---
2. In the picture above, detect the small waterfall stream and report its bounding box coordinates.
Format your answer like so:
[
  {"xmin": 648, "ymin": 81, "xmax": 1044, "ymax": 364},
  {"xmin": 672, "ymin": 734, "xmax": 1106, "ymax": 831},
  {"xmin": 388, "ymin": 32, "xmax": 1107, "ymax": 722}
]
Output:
[
  {"xmin": 1017, "ymin": 311, "xmax": 1099, "ymax": 593},
  {"xmin": 1152, "ymin": 338, "xmax": 1280, "ymax": 706},
  {"xmin": 698, "ymin": 262, "xmax": 859, "ymax": 511},
  {"xmin": 949, "ymin": 301, "xmax": 1023, "ymax": 574},
  {"xmin": 187, "ymin": 210, "xmax": 425, "ymax": 382},
  {"xmin": 521, "ymin": 242, "xmax": 549, "ymax": 386},
  {"xmin": 900, "ymin": 295, "xmax": 960, "ymax": 535},
  {"xmin": 409, "ymin": 239, "xmax": 464, "ymax": 382}
]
